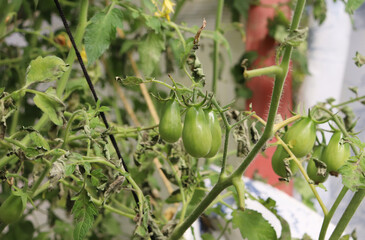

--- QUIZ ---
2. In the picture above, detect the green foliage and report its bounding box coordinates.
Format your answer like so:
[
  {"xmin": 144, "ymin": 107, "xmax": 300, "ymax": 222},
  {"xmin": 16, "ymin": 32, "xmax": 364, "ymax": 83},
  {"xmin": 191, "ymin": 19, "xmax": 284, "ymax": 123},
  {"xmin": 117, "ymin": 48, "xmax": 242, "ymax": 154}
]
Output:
[
  {"xmin": 2, "ymin": 0, "xmax": 365, "ymax": 239},
  {"xmin": 84, "ymin": 7, "xmax": 124, "ymax": 65},
  {"xmin": 33, "ymin": 89, "xmax": 65, "ymax": 126},
  {"xmin": 138, "ymin": 32, "xmax": 165, "ymax": 76},
  {"xmin": 232, "ymin": 209, "xmax": 277, "ymax": 240},
  {"xmin": 353, "ymin": 51, "xmax": 365, "ymax": 67},
  {"xmin": 345, "ymin": 0, "xmax": 365, "ymax": 13},
  {"xmin": 25, "ymin": 56, "xmax": 69, "ymax": 86},
  {"xmin": 72, "ymin": 190, "xmax": 98, "ymax": 240}
]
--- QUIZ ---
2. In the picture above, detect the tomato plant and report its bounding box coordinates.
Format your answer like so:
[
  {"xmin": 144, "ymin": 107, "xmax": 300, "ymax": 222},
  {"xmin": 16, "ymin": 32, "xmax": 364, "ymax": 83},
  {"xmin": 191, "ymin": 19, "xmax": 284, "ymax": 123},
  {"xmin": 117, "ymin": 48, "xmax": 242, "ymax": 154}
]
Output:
[{"xmin": 1, "ymin": 0, "xmax": 365, "ymax": 240}]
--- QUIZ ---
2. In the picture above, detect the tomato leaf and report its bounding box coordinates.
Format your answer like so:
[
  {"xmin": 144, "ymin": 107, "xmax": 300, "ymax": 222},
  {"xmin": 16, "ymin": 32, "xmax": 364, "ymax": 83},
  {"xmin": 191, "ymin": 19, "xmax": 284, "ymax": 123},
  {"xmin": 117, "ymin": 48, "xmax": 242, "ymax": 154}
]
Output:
[
  {"xmin": 232, "ymin": 209, "xmax": 278, "ymax": 240},
  {"xmin": 339, "ymin": 157, "xmax": 365, "ymax": 192},
  {"xmin": 25, "ymin": 56, "xmax": 68, "ymax": 86},
  {"xmin": 353, "ymin": 51, "xmax": 365, "ymax": 67},
  {"xmin": 72, "ymin": 190, "xmax": 98, "ymax": 240},
  {"xmin": 84, "ymin": 7, "xmax": 123, "ymax": 65},
  {"xmin": 345, "ymin": 0, "xmax": 365, "ymax": 14},
  {"xmin": 138, "ymin": 32, "xmax": 165, "ymax": 76},
  {"xmin": 116, "ymin": 76, "xmax": 144, "ymax": 86},
  {"xmin": 32, "ymin": 89, "xmax": 65, "ymax": 126},
  {"xmin": 29, "ymin": 131, "xmax": 50, "ymax": 150}
]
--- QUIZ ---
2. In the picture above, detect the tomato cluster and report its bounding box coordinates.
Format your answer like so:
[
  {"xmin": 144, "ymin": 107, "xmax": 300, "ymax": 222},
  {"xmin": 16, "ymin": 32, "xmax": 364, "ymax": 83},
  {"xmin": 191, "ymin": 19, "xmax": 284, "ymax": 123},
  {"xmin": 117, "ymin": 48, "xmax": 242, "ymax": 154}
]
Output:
[
  {"xmin": 271, "ymin": 116, "xmax": 351, "ymax": 183},
  {"xmin": 159, "ymin": 97, "xmax": 222, "ymax": 158},
  {"xmin": 272, "ymin": 117, "xmax": 317, "ymax": 178}
]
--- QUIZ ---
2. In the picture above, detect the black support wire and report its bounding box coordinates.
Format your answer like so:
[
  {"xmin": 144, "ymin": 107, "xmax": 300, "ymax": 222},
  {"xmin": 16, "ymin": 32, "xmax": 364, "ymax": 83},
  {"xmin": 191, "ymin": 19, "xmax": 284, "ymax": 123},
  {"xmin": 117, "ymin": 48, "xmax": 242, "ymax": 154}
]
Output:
[{"xmin": 53, "ymin": 0, "xmax": 140, "ymax": 206}]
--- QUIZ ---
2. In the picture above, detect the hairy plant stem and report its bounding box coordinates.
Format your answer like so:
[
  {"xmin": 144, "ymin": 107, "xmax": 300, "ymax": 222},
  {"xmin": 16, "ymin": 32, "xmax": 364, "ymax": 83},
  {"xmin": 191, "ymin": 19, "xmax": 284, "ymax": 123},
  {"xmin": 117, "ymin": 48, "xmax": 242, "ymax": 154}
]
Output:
[
  {"xmin": 212, "ymin": 0, "xmax": 224, "ymax": 94},
  {"xmin": 244, "ymin": 65, "xmax": 283, "ymax": 79},
  {"xmin": 168, "ymin": 0, "xmax": 306, "ymax": 238}
]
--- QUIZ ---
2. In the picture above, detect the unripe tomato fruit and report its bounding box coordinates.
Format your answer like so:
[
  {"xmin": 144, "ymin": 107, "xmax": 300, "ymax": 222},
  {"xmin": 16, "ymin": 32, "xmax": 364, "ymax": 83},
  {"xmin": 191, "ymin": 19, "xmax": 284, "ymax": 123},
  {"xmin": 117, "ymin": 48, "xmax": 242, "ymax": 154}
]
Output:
[
  {"xmin": 322, "ymin": 131, "xmax": 350, "ymax": 175},
  {"xmin": 159, "ymin": 98, "xmax": 183, "ymax": 143},
  {"xmin": 182, "ymin": 107, "xmax": 212, "ymax": 158},
  {"xmin": 283, "ymin": 117, "xmax": 317, "ymax": 158},
  {"xmin": 271, "ymin": 145, "xmax": 298, "ymax": 178},
  {"xmin": 204, "ymin": 109, "xmax": 222, "ymax": 158},
  {"xmin": 0, "ymin": 191, "xmax": 27, "ymax": 224},
  {"xmin": 307, "ymin": 145, "xmax": 328, "ymax": 184}
]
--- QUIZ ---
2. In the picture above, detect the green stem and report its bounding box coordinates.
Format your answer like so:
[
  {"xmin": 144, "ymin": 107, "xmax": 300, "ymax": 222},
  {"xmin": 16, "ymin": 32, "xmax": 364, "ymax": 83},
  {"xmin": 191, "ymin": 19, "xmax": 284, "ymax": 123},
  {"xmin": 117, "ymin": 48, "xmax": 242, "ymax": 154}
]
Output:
[
  {"xmin": 168, "ymin": 177, "xmax": 232, "ymax": 240},
  {"xmin": 212, "ymin": 0, "xmax": 224, "ymax": 94},
  {"xmin": 232, "ymin": 177, "xmax": 245, "ymax": 211},
  {"xmin": 331, "ymin": 95, "xmax": 365, "ymax": 109},
  {"xmin": 56, "ymin": 0, "xmax": 88, "ymax": 97},
  {"xmin": 319, "ymin": 186, "xmax": 348, "ymax": 240},
  {"xmin": 62, "ymin": 109, "xmax": 87, "ymax": 148},
  {"xmin": 244, "ymin": 66, "xmax": 283, "ymax": 79},
  {"xmin": 329, "ymin": 190, "xmax": 365, "ymax": 240},
  {"xmin": 90, "ymin": 196, "xmax": 135, "ymax": 219}
]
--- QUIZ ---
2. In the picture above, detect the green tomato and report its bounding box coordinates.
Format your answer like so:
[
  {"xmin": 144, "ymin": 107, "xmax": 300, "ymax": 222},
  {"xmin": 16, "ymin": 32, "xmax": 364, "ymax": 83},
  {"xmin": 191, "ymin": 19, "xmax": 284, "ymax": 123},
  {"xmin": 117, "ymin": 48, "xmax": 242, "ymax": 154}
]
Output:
[
  {"xmin": 0, "ymin": 191, "xmax": 27, "ymax": 224},
  {"xmin": 204, "ymin": 109, "xmax": 222, "ymax": 158},
  {"xmin": 322, "ymin": 131, "xmax": 351, "ymax": 175},
  {"xmin": 182, "ymin": 106, "xmax": 212, "ymax": 158},
  {"xmin": 283, "ymin": 117, "xmax": 317, "ymax": 158},
  {"xmin": 306, "ymin": 145, "xmax": 328, "ymax": 184},
  {"xmin": 159, "ymin": 98, "xmax": 183, "ymax": 143},
  {"xmin": 271, "ymin": 145, "xmax": 298, "ymax": 178}
]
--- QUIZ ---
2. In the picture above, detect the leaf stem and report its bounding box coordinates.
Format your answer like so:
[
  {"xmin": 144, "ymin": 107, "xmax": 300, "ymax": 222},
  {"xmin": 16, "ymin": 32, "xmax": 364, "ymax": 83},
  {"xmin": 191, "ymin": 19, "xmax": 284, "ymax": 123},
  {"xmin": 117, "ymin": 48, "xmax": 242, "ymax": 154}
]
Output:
[{"xmin": 330, "ymin": 95, "xmax": 365, "ymax": 109}]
